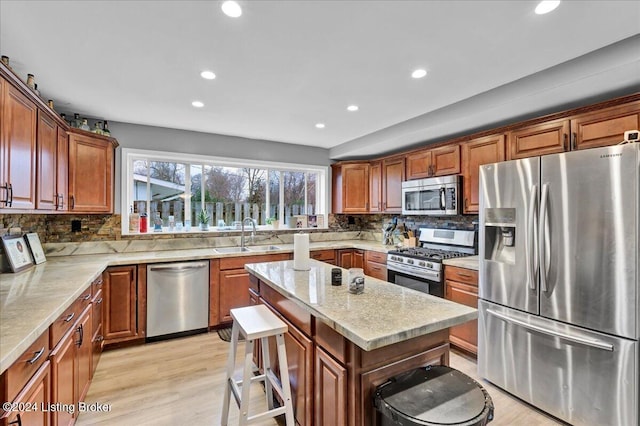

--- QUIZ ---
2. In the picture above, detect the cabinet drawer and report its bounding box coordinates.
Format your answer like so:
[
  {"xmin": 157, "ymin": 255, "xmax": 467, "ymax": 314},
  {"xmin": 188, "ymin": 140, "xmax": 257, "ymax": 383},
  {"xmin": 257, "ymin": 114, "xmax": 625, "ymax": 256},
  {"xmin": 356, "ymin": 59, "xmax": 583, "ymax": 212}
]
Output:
[
  {"xmin": 49, "ymin": 299, "xmax": 81, "ymax": 347},
  {"xmin": 77, "ymin": 285, "xmax": 93, "ymax": 312},
  {"xmin": 444, "ymin": 266, "xmax": 478, "ymax": 286},
  {"xmin": 260, "ymin": 284, "xmax": 312, "ymax": 337},
  {"xmin": 310, "ymin": 249, "xmax": 335, "ymax": 262},
  {"xmin": 92, "ymin": 288, "xmax": 103, "ymax": 338},
  {"xmin": 0, "ymin": 330, "xmax": 49, "ymax": 405},
  {"xmin": 365, "ymin": 261, "xmax": 387, "ymax": 281},
  {"xmin": 364, "ymin": 250, "xmax": 386, "ymax": 264}
]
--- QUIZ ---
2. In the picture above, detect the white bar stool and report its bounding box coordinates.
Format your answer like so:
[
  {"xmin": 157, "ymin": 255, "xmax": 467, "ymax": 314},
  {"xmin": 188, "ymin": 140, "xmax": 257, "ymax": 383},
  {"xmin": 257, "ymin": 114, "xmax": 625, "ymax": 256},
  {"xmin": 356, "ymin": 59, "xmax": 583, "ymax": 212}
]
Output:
[{"xmin": 221, "ymin": 304, "xmax": 295, "ymax": 426}]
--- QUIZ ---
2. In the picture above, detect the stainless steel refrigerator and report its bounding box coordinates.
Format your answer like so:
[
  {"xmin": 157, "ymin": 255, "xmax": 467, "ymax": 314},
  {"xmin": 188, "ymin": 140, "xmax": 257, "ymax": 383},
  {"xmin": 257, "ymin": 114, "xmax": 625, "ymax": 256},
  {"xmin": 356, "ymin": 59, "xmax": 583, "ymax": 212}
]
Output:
[{"xmin": 478, "ymin": 143, "xmax": 638, "ymax": 426}]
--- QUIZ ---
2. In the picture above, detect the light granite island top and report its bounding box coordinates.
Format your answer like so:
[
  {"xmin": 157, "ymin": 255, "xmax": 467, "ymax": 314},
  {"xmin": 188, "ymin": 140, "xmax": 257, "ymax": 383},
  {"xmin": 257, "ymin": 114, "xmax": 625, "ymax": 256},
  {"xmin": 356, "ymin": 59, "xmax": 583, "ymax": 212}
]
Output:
[{"xmin": 245, "ymin": 259, "xmax": 477, "ymax": 351}]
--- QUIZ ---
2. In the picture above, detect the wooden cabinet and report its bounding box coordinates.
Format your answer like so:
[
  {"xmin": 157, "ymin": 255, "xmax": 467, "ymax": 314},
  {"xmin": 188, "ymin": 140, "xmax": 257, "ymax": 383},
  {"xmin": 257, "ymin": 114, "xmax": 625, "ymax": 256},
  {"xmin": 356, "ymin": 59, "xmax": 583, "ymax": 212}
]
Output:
[
  {"xmin": 508, "ymin": 118, "xmax": 570, "ymax": 160},
  {"xmin": 36, "ymin": 111, "xmax": 58, "ymax": 210},
  {"xmin": 364, "ymin": 250, "xmax": 387, "ymax": 281},
  {"xmin": 461, "ymin": 134, "xmax": 506, "ymax": 214},
  {"xmin": 310, "ymin": 249, "xmax": 336, "ymax": 265},
  {"xmin": 50, "ymin": 321, "xmax": 78, "ymax": 426},
  {"xmin": 368, "ymin": 160, "xmax": 382, "ymax": 213},
  {"xmin": 569, "ymin": 101, "xmax": 640, "ymax": 150},
  {"xmin": 315, "ymin": 346, "xmax": 347, "ymax": 426},
  {"xmin": 337, "ymin": 248, "xmax": 364, "ymax": 269},
  {"xmin": 0, "ymin": 78, "xmax": 37, "ymax": 210},
  {"xmin": 444, "ymin": 266, "xmax": 478, "ymax": 355},
  {"xmin": 76, "ymin": 305, "xmax": 92, "ymax": 404},
  {"xmin": 103, "ymin": 265, "xmax": 141, "ymax": 344},
  {"xmin": 381, "ymin": 156, "xmax": 404, "ymax": 213},
  {"xmin": 1, "ymin": 361, "xmax": 51, "ymax": 426},
  {"xmin": 56, "ymin": 128, "xmax": 68, "ymax": 212},
  {"xmin": 68, "ymin": 131, "xmax": 115, "ymax": 213},
  {"xmin": 332, "ymin": 162, "xmax": 370, "ymax": 213},
  {"xmin": 405, "ymin": 145, "xmax": 460, "ymax": 180},
  {"xmin": 212, "ymin": 253, "xmax": 291, "ymax": 326}
]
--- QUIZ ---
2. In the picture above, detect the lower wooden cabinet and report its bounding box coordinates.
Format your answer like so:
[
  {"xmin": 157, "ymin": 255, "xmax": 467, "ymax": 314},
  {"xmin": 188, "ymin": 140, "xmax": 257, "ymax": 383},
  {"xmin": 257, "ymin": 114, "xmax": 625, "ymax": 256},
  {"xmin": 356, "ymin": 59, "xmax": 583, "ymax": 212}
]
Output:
[
  {"xmin": 211, "ymin": 253, "xmax": 291, "ymax": 326},
  {"xmin": 310, "ymin": 249, "xmax": 336, "ymax": 265},
  {"xmin": 337, "ymin": 249, "xmax": 364, "ymax": 269},
  {"xmin": 315, "ymin": 346, "xmax": 347, "ymax": 426},
  {"xmin": 364, "ymin": 250, "xmax": 387, "ymax": 281},
  {"xmin": 49, "ymin": 305, "xmax": 91, "ymax": 426},
  {"xmin": 103, "ymin": 265, "xmax": 143, "ymax": 345},
  {"xmin": 1, "ymin": 361, "xmax": 51, "ymax": 426},
  {"xmin": 444, "ymin": 266, "xmax": 478, "ymax": 355}
]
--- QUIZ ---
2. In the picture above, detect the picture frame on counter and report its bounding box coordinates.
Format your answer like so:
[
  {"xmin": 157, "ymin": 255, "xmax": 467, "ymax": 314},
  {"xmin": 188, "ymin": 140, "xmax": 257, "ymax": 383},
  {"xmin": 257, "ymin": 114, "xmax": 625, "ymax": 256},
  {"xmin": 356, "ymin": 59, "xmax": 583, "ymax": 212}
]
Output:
[
  {"xmin": 1, "ymin": 234, "xmax": 34, "ymax": 273},
  {"xmin": 25, "ymin": 232, "xmax": 46, "ymax": 264}
]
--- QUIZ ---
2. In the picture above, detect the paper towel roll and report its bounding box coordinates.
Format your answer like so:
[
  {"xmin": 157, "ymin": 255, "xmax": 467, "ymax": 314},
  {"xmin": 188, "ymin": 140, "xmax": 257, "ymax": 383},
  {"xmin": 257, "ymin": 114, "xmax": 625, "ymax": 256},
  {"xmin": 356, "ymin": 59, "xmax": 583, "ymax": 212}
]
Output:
[{"xmin": 293, "ymin": 233, "xmax": 310, "ymax": 270}]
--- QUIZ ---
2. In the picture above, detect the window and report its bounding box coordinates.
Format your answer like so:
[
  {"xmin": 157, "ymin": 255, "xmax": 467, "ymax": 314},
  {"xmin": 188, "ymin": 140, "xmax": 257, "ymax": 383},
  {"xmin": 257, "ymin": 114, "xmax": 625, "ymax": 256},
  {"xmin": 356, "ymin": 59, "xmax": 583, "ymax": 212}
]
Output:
[{"xmin": 122, "ymin": 149, "xmax": 328, "ymax": 234}]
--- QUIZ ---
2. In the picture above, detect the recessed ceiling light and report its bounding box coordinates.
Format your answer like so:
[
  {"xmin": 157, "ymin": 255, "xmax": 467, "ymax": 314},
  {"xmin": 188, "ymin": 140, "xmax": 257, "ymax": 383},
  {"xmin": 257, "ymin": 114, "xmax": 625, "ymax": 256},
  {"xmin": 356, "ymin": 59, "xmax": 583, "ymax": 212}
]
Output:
[
  {"xmin": 315, "ymin": 123, "xmax": 325, "ymax": 129},
  {"xmin": 192, "ymin": 101, "xmax": 204, "ymax": 108},
  {"xmin": 535, "ymin": 0, "xmax": 560, "ymax": 15},
  {"xmin": 411, "ymin": 69, "xmax": 427, "ymax": 79},
  {"xmin": 347, "ymin": 105, "xmax": 359, "ymax": 112},
  {"xmin": 200, "ymin": 70, "xmax": 216, "ymax": 80},
  {"xmin": 221, "ymin": 1, "xmax": 242, "ymax": 18}
]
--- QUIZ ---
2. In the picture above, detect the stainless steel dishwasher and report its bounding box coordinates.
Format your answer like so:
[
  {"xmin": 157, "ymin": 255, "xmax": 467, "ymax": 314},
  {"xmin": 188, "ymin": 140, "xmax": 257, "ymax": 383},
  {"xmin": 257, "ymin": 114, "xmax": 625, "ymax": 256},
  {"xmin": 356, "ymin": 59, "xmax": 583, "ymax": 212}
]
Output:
[{"xmin": 147, "ymin": 260, "xmax": 209, "ymax": 340}]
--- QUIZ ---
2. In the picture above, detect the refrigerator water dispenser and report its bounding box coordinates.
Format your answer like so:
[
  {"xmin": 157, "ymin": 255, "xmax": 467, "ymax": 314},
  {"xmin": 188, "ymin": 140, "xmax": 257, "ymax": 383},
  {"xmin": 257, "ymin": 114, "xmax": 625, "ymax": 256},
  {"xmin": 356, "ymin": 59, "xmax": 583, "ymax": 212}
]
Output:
[{"xmin": 483, "ymin": 208, "xmax": 516, "ymax": 265}]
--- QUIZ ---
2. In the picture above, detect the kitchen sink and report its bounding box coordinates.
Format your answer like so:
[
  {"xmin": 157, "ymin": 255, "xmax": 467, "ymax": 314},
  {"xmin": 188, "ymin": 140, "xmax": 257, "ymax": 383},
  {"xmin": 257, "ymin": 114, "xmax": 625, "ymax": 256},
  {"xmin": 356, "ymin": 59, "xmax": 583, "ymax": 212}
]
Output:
[
  {"xmin": 213, "ymin": 247, "xmax": 251, "ymax": 254},
  {"xmin": 248, "ymin": 245, "xmax": 281, "ymax": 252}
]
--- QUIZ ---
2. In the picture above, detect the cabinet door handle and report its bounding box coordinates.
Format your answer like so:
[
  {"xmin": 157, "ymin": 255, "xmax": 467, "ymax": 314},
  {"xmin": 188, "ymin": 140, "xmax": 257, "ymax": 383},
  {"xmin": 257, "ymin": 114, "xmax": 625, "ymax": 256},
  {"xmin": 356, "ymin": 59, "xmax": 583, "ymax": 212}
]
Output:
[
  {"xmin": 464, "ymin": 198, "xmax": 468, "ymax": 210},
  {"xmin": 0, "ymin": 182, "xmax": 7, "ymax": 206},
  {"xmin": 8, "ymin": 414, "xmax": 22, "ymax": 426},
  {"xmin": 456, "ymin": 273, "xmax": 473, "ymax": 279},
  {"xmin": 70, "ymin": 195, "xmax": 75, "ymax": 209},
  {"xmin": 64, "ymin": 312, "xmax": 75, "ymax": 323},
  {"xmin": 7, "ymin": 183, "xmax": 13, "ymax": 207},
  {"xmin": 563, "ymin": 133, "xmax": 568, "ymax": 151},
  {"xmin": 96, "ymin": 297, "xmax": 103, "ymax": 304},
  {"xmin": 27, "ymin": 347, "xmax": 46, "ymax": 365},
  {"xmin": 76, "ymin": 323, "xmax": 84, "ymax": 347},
  {"xmin": 81, "ymin": 293, "xmax": 91, "ymax": 301},
  {"xmin": 58, "ymin": 194, "xmax": 64, "ymax": 209},
  {"xmin": 571, "ymin": 132, "xmax": 577, "ymax": 150}
]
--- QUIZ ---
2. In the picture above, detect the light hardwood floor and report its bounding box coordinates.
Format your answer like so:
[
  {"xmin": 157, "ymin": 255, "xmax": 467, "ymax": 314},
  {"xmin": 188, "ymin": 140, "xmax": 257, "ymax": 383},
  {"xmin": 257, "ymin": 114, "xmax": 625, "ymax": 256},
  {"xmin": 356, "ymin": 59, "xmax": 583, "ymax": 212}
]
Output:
[{"xmin": 77, "ymin": 332, "xmax": 564, "ymax": 426}]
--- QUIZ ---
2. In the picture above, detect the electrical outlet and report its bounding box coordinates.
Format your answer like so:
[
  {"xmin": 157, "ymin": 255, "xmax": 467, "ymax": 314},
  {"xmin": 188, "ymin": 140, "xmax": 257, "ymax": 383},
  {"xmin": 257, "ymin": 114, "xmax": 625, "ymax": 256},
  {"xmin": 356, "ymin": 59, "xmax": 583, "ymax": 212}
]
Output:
[{"xmin": 71, "ymin": 220, "xmax": 82, "ymax": 232}]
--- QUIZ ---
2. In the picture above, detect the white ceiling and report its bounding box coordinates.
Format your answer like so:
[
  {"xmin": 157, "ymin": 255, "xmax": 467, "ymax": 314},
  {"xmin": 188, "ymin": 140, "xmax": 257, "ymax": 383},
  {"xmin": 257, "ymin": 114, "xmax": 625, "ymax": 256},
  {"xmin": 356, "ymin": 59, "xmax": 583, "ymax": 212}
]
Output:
[{"xmin": 1, "ymin": 0, "xmax": 639, "ymax": 159}]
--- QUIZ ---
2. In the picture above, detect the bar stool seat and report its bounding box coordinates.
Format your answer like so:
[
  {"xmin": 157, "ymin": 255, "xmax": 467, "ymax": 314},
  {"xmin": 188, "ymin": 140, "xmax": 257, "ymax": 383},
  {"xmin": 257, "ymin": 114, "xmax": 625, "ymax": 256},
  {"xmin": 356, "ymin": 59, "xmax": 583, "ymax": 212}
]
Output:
[{"xmin": 221, "ymin": 305, "xmax": 295, "ymax": 426}]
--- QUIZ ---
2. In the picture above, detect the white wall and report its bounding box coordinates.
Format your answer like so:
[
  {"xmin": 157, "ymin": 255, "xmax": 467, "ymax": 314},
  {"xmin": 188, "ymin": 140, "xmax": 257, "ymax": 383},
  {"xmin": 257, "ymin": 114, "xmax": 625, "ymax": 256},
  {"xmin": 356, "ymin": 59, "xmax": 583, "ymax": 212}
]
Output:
[{"xmin": 110, "ymin": 122, "xmax": 332, "ymax": 213}]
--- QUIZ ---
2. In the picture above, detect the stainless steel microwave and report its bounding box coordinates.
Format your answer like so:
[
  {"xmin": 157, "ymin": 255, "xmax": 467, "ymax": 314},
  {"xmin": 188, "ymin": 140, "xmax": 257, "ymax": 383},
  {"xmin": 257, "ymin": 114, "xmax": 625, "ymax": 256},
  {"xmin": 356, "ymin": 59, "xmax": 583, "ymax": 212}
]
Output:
[{"xmin": 401, "ymin": 175, "xmax": 460, "ymax": 215}]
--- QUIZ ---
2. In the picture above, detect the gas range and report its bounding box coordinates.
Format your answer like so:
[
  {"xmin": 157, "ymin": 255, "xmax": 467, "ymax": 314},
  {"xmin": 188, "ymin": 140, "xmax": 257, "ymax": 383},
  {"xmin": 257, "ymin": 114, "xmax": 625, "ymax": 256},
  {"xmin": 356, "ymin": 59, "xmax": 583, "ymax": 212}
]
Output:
[{"xmin": 386, "ymin": 228, "xmax": 476, "ymax": 297}]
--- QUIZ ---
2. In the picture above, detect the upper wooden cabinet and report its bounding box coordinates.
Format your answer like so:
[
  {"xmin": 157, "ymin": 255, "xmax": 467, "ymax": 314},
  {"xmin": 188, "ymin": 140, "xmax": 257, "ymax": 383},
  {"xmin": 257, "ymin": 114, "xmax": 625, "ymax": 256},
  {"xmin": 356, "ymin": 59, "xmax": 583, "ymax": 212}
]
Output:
[
  {"xmin": 508, "ymin": 119, "xmax": 569, "ymax": 160},
  {"xmin": 56, "ymin": 127, "xmax": 69, "ymax": 212},
  {"xmin": 405, "ymin": 144, "xmax": 460, "ymax": 180},
  {"xmin": 569, "ymin": 101, "xmax": 640, "ymax": 150},
  {"xmin": 0, "ymin": 78, "xmax": 37, "ymax": 210},
  {"xmin": 68, "ymin": 131, "xmax": 115, "ymax": 213},
  {"xmin": 332, "ymin": 162, "xmax": 370, "ymax": 214},
  {"xmin": 369, "ymin": 160, "xmax": 382, "ymax": 213},
  {"xmin": 381, "ymin": 156, "xmax": 404, "ymax": 213},
  {"xmin": 36, "ymin": 111, "xmax": 58, "ymax": 211},
  {"xmin": 462, "ymin": 134, "xmax": 506, "ymax": 214}
]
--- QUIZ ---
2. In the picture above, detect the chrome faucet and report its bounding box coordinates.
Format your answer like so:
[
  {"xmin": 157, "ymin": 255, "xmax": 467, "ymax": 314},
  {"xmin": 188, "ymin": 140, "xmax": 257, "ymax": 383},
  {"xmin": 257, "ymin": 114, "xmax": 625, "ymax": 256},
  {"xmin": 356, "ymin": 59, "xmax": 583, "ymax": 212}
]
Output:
[{"xmin": 240, "ymin": 217, "xmax": 256, "ymax": 249}]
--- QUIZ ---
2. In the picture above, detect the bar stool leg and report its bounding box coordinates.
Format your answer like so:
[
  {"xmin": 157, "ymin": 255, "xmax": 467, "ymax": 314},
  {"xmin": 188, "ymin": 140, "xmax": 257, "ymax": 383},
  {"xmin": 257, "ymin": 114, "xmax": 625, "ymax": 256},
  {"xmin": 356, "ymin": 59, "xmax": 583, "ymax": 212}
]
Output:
[
  {"xmin": 221, "ymin": 323, "xmax": 240, "ymax": 426},
  {"xmin": 238, "ymin": 338, "xmax": 255, "ymax": 426},
  {"xmin": 275, "ymin": 333, "xmax": 295, "ymax": 426},
  {"xmin": 260, "ymin": 336, "xmax": 274, "ymax": 411}
]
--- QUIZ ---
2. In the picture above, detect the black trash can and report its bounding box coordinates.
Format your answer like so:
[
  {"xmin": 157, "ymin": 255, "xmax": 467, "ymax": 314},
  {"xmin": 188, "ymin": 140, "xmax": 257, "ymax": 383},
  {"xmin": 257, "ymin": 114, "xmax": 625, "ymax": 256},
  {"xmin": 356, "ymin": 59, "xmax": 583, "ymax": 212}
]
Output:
[{"xmin": 374, "ymin": 365, "xmax": 494, "ymax": 426}]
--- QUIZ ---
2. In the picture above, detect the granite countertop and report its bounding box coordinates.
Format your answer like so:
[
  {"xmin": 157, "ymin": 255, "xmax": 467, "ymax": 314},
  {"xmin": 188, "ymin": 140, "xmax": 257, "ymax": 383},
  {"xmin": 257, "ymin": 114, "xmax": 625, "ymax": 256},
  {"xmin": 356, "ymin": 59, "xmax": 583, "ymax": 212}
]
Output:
[
  {"xmin": 443, "ymin": 255, "xmax": 479, "ymax": 271},
  {"xmin": 245, "ymin": 260, "xmax": 477, "ymax": 351},
  {"xmin": 0, "ymin": 240, "xmax": 392, "ymax": 374}
]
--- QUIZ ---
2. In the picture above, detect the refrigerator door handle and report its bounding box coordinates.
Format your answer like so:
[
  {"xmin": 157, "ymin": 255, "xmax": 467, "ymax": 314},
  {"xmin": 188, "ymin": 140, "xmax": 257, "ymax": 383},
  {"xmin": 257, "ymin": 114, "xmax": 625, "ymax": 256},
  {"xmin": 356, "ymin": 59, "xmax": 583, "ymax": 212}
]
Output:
[
  {"xmin": 538, "ymin": 183, "xmax": 550, "ymax": 293},
  {"xmin": 486, "ymin": 309, "xmax": 614, "ymax": 351},
  {"xmin": 527, "ymin": 184, "xmax": 538, "ymax": 290}
]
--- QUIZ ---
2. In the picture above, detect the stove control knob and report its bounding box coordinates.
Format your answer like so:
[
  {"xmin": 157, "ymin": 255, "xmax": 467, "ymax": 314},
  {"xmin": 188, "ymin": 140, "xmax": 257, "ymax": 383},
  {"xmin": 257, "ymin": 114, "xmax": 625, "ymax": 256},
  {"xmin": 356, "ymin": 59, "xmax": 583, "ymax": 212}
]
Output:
[
  {"xmin": 419, "ymin": 261, "xmax": 426, "ymax": 267},
  {"xmin": 426, "ymin": 262, "xmax": 433, "ymax": 268},
  {"xmin": 407, "ymin": 259, "xmax": 414, "ymax": 265}
]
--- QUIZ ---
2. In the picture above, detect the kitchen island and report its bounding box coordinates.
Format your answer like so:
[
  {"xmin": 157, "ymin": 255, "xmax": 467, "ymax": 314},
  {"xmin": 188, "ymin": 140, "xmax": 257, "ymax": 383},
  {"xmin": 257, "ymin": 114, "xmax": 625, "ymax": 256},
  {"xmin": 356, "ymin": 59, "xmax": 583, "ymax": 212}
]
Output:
[{"xmin": 245, "ymin": 259, "xmax": 477, "ymax": 426}]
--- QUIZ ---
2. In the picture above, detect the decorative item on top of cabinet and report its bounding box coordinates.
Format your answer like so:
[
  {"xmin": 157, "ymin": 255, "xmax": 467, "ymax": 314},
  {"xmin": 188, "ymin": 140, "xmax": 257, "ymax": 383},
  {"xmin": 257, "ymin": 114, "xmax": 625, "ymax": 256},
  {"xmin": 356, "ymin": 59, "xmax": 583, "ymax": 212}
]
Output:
[
  {"xmin": 444, "ymin": 265, "xmax": 478, "ymax": 355},
  {"xmin": 569, "ymin": 100, "xmax": 640, "ymax": 150},
  {"xmin": 462, "ymin": 134, "xmax": 506, "ymax": 214},
  {"xmin": 508, "ymin": 118, "xmax": 570, "ymax": 160},
  {"xmin": 405, "ymin": 144, "xmax": 460, "ymax": 180},
  {"xmin": 331, "ymin": 162, "xmax": 370, "ymax": 214},
  {"xmin": 68, "ymin": 130, "xmax": 117, "ymax": 213}
]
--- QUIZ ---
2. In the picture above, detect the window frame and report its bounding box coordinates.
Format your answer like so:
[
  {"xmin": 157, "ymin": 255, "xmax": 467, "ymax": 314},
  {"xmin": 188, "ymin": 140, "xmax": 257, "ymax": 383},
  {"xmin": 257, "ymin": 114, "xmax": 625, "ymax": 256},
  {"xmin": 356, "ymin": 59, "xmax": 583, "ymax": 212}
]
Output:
[{"xmin": 121, "ymin": 148, "xmax": 329, "ymax": 235}]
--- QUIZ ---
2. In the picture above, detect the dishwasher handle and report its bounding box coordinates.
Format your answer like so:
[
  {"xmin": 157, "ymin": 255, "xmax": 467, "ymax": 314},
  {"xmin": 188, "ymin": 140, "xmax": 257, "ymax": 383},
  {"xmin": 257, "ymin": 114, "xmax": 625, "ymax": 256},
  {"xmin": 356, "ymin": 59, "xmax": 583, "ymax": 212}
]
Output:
[{"xmin": 149, "ymin": 264, "xmax": 208, "ymax": 272}]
